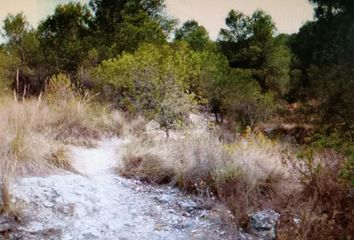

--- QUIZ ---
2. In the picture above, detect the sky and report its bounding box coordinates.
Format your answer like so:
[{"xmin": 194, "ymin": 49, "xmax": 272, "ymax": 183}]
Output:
[
  {"xmin": 166, "ymin": 0, "xmax": 314, "ymax": 39},
  {"xmin": 0, "ymin": 0, "xmax": 314, "ymax": 41}
]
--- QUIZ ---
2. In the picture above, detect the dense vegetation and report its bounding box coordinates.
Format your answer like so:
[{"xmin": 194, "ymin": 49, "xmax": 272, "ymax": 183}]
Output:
[{"xmin": 0, "ymin": 0, "xmax": 353, "ymax": 238}]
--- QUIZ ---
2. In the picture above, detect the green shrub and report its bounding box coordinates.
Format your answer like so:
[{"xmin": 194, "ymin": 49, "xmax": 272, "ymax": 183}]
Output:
[
  {"xmin": 92, "ymin": 43, "xmax": 198, "ymax": 135},
  {"xmin": 309, "ymin": 126, "xmax": 354, "ymax": 186},
  {"xmin": 46, "ymin": 73, "xmax": 78, "ymax": 105},
  {"xmin": 221, "ymin": 69, "xmax": 280, "ymax": 126},
  {"xmin": 284, "ymin": 145, "xmax": 354, "ymax": 240},
  {"xmin": 0, "ymin": 49, "xmax": 18, "ymax": 95}
]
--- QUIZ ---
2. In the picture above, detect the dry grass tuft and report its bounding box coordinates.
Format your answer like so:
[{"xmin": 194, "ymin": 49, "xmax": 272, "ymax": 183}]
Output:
[
  {"xmin": 0, "ymin": 74, "xmax": 124, "ymax": 177},
  {"xmin": 49, "ymin": 145, "xmax": 75, "ymax": 173},
  {"xmin": 121, "ymin": 115, "xmax": 146, "ymax": 137},
  {"xmin": 48, "ymin": 102, "xmax": 101, "ymax": 147},
  {"xmin": 119, "ymin": 137, "xmax": 175, "ymax": 184},
  {"xmin": 0, "ymin": 97, "xmax": 57, "ymax": 176},
  {"xmin": 118, "ymin": 116, "xmax": 353, "ymax": 239},
  {"xmin": 0, "ymin": 99, "xmax": 122, "ymax": 177},
  {"xmin": 119, "ymin": 128, "xmax": 288, "ymax": 224},
  {"xmin": 0, "ymin": 177, "xmax": 21, "ymax": 224},
  {"xmin": 0, "ymin": 178, "xmax": 11, "ymax": 215},
  {"xmin": 214, "ymin": 132, "xmax": 287, "ymax": 225},
  {"xmin": 93, "ymin": 109, "xmax": 124, "ymax": 137},
  {"xmin": 45, "ymin": 73, "xmax": 124, "ymax": 146}
]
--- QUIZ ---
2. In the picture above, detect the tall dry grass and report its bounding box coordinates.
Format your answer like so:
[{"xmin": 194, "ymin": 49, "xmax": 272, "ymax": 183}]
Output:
[
  {"xmin": 0, "ymin": 74, "xmax": 124, "ymax": 232},
  {"xmin": 118, "ymin": 128, "xmax": 288, "ymax": 224},
  {"xmin": 0, "ymin": 95, "xmax": 66, "ymax": 176},
  {"xmin": 0, "ymin": 74, "xmax": 123, "ymax": 177},
  {"xmin": 45, "ymin": 73, "xmax": 123, "ymax": 146},
  {"xmin": 0, "ymin": 177, "xmax": 12, "ymax": 215},
  {"xmin": 0, "ymin": 177, "xmax": 21, "ymax": 219},
  {"xmin": 119, "ymin": 124, "xmax": 353, "ymax": 238}
]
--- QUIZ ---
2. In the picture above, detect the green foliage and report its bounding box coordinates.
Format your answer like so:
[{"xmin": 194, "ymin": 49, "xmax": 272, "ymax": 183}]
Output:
[
  {"xmin": 198, "ymin": 48, "xmax": 230, "ymax": 109},
  {"xmin": 33, "ymin": 0, "xmax": 171, "ymax": 76},
  {"xmin": 224, "ymin": 69, "xmax": 278, "ymax": 126},
  {"xmin": 2, "ymin": 13, "xmax": 42, "ymax": 66},
  {"xmin": 46, "ymin": 73, "xmax": 78, "ymax": 105},
  {"xmin": 174, "ymin": 20, "xmax": 211, "ymax": 51},
  {"xmin": 3, "ymin": 13, "xmax": 29, "ymax": 51},
  {"xmin": 309, "ymin": 126, "xmax": 354, "ymax": 186},
  {"xmin": 92, "ymin": 42, "xmax": 230, "ymax": 110},
  {"xmin": 2, "ymin": 13, "xmax": 46, "ymax": 95},
  {"xmin": 218, "ymin": 10, "xmax": 291, "ymax": 96},
  {"xmin": 92, "ymin": 43, "xmax": 194, "ymax": 133},
  {"xmin": 265, "ymin": 35, "xmax": 291, "ymax": 95},
  {"xmin": 216, "ymin": 10, "xmax": 285, "ymax": 125},
  {"xmin": 89, "ymin": 0, "xmax": 170, "ymax": 58},
  {"xmin": 309, "ymin": 0, "xmax": 354, "ymax": 18},
  {"xmin": 38, "ymin": 3, "xmax": 92, "ymax": 73},
  {"xmin": 291, "ymin": 0, "xmax": 354, "ymax": 126},
  {"xmin": 308, "ymin": 65, "xmax": 354, "ymax": 125},
  {"xmin": 0, "ymin": 49, "xmax": 18, "ymax": 94},
  {"xmin": 218, "ymin": 10, "xmax": 251, "ymax": 42}
]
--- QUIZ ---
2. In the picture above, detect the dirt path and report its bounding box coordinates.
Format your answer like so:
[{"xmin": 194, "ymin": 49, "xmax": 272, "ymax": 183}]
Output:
[{"xmin": 10, "ymin": 138, "xmax": 234, "ymax": 240}]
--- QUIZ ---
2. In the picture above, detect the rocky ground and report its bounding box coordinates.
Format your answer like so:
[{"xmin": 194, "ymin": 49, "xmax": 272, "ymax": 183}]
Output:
[{"xmin": 3, "ymin": 138, "xmax": 237, "ymax": 240}]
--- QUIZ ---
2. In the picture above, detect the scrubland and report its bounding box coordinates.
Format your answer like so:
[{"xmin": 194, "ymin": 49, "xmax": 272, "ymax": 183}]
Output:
[
  {"xmin": 1, "ymin": 0, "xmax": 353, "ymax": 238},
  {"xmin": 0, "ymin": 73, "xmax": 352, "ymax": 239},
  {"xmin": 119, "ymin": 123, "xmax": 354, "ymax": 239}
]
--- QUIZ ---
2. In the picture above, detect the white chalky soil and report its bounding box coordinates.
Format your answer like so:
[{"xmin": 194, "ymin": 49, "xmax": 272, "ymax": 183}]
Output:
[{"xmin": 10, "ymin": 138, "xmax": 233, "ymax": 240}]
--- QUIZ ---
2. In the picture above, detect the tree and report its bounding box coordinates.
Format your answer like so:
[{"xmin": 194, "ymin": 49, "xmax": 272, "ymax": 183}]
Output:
[
  {"xmin": 2, "ymin": 13, "xmax": 44, "ymax": 95},
  {"xmin": 291, "ymin": 0, "xmax": 354, "ymax": 125},
  {"xmin": 309, "ymin": 0, "xmax": 354, "ymax": 18},
  {"xmin": 2, "ymin": 13, "xmax": 29, "ymax": 64},
  {"xmin": 197, "ymin": 48, "xmax": 230, "ymax": 122},
  {"xmin": 226, "ymin": 69, "xmax": 278, "ymax": 126},
  {"xmin": 174, "ymin": 20, "xmax": 211, "ymax": 51},
  {"xmin": 38, "ymin": 3, "xmax": 92, "ymax": 73},
  {"xmin": 218, "ymin": 10, "xmax": 290, "ymax": 95},
  {"xmin": 88, "ymin": 0, "xmax": 172, "ymax": 58},
  {"xmin": 218, "ymin": 10, "xmax": 251, "ymax": 43},
  {"xmin": 0, "ymin": 49, "xmax": 18, "ymax": 94}
]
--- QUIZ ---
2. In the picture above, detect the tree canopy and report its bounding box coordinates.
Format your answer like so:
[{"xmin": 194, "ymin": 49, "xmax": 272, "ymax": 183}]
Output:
[
  {"xmin": 0, "ymin": 0, "xmax": 352, "ymax": 128},
  {"xmin": 38, "ymin": 3, "xmax": 92, "ymax": 73},
  {"xmin": 291, "ymin": 0, "xmax": 354, "ymax": 125},
  {"xmin": 218, "ymin": 10, "xmax": 291, "ymax": 95},
  {"xmin": 174, "ymin": 20, "xmax": 211, "ymax": 51},
  {"xmin": 88, "ymin": 0, "xmax": 170, "ymax": 58}
]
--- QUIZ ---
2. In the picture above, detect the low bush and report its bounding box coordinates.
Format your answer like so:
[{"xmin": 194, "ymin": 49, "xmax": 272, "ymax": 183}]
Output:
[
  {"xmin": 0, "ymin": 49, "xmax": 18, "ymax": 95},
  {"xmin": 215, "ymin": 131, "xmax": 287, "ymax": 225},
  {"xmin": 278, "ymin": 146, "xmax": 354, "ymax": 239}
]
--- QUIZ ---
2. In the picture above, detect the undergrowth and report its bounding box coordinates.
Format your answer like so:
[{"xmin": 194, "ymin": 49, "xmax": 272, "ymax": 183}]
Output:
[
  {"xmin": 119, "ymin": 122, "xmax": 354, "ymax": 239},
  {"xmin": 0, "ymin": 74, "xmax": 123, "ymax": 177},
  {"xmin": 119, "ymin": 128, "xmax": 287, "ymax": 226}
]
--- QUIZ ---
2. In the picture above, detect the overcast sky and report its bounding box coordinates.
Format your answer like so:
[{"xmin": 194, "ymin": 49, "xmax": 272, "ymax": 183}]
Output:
[{"xmin": 0, "ymin": 0, "xmax": 314, "ymax": 40}]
